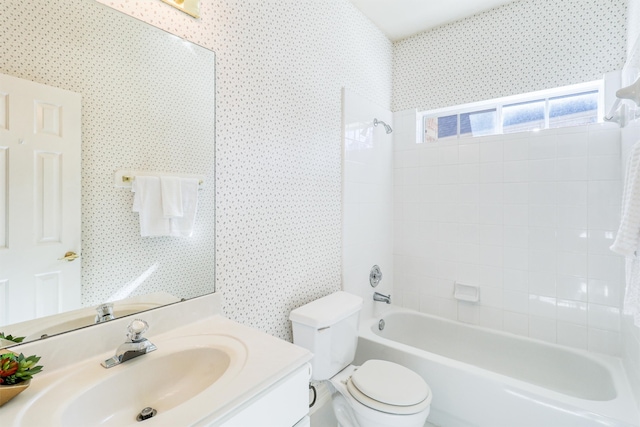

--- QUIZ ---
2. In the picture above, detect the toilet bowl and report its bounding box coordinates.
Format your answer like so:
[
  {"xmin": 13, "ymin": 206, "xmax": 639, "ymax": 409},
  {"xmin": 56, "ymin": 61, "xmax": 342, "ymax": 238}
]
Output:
[
  {"xmin": 329, "ymin": 361, "xmax": 431, "ymax": 427},
  {"xmin": 289, "ymin": 291, "xmax": 433, "ymax": 427}
]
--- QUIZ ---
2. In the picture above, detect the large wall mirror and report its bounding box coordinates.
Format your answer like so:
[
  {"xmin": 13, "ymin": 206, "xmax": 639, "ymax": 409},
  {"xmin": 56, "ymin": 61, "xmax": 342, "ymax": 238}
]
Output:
[{"xmin": 0, "ymin": 0, "xmax": 216, "ymax": 347}]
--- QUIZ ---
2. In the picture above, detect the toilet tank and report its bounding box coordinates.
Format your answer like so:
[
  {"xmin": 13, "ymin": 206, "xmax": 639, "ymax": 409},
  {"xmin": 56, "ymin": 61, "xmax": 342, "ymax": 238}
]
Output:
[{"xmin": 289, "ymin": 291, "xmax": 363, "ymax": 381}]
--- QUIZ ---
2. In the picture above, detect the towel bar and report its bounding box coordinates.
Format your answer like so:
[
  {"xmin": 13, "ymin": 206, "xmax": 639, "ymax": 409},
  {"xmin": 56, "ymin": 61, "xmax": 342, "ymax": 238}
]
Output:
[
  {"xmin": 114, "ymin": 169, "xmax": 206, "ymax": 189},
  {"xmin": 121, "ymin": 175, "xmax": 203, "ymax": 185}
]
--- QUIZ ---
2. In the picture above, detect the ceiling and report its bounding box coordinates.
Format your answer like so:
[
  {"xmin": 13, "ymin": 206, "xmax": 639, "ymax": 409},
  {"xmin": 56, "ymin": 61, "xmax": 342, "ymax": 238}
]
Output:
[{"xmin": 348, "ymin": 0, "xmax": 518, "ymax": 41}]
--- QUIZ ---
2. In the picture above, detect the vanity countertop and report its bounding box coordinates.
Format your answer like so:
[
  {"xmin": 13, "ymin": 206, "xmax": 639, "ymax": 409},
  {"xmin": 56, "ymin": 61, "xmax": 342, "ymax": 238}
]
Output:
[{"xmin": 1, "ymin": 293, "xmax": 312, "ymax": 426}]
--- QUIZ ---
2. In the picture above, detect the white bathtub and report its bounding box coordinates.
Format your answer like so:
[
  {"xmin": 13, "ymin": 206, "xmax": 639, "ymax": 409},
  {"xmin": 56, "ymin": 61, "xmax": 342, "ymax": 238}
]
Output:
[{"xmin": 354, "ymin": 306, "xmax": 639, "ymax": 427}]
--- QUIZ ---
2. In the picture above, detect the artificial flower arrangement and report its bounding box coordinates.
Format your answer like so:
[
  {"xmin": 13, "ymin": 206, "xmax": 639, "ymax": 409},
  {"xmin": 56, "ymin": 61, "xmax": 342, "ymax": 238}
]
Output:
[
  {"xmin": 0, "ymin": 351, "xmax": 43, "ymax": 385},
  {"xmin": 0, "ymin": 346, "xmax": 43, "ymax": 406},
  {"xmin": 0, "ymin": 332, "xmax": 24, "ymax": 345}
]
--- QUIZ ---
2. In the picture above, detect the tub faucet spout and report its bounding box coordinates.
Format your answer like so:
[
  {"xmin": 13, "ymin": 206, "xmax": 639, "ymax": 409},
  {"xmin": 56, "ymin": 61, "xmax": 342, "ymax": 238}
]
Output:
[{"xmin": 373, "ymin": 292, "xmax": 391, "ymax": 304}]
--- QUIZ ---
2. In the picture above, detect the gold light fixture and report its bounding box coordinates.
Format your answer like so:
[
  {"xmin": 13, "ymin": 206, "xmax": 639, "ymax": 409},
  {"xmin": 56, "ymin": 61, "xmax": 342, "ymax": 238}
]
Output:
[{"xmin": 160, "ymin": 0, "xmax": 200, "ymax": 19}]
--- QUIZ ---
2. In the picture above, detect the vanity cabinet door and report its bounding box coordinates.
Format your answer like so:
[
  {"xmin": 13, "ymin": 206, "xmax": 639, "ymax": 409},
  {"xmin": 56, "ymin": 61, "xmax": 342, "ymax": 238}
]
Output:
[{"xmin": 217, "ymin": 364, "xmax": 311, "ymax": 427}]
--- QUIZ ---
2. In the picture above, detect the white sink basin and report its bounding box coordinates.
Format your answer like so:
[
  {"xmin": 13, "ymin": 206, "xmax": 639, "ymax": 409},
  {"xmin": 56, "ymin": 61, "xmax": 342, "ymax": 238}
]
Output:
[{"xmin": 16, "ymin": 335, "xmax": 247, "ymax": 426}]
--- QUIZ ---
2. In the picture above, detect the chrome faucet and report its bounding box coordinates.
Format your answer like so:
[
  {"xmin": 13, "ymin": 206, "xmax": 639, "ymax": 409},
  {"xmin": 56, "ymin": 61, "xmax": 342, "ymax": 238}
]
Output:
[
  {"xmin": 95, "ymin": 303, "xmax": 115, "ymax": 324},
  {"xmin": 373, "ymin": 292, "xmax": 391, "ymax": 304},
  {"xmin": 101, "ymin": 319, "xmax": 156, "ymax": 368}
]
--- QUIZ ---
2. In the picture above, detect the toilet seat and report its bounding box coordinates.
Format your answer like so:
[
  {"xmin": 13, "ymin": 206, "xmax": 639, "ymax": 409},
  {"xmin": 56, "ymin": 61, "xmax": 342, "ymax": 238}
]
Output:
[{"xmin": 346, "ymin": 360, "xmax": 431, "ymax": 415}]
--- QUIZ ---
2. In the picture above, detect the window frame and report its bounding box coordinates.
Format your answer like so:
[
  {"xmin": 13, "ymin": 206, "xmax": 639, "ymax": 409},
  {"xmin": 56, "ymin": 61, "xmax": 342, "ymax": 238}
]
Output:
[{"xmin": 420, "ymin": 80, "xmax": 604, "ymax": 143}]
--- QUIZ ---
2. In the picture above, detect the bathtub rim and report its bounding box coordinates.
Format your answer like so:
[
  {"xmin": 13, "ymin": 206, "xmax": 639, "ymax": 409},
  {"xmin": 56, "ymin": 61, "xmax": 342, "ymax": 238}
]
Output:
[{"xmin": 359, "ymin": 305, "xmax": 640, "ymax": 427}]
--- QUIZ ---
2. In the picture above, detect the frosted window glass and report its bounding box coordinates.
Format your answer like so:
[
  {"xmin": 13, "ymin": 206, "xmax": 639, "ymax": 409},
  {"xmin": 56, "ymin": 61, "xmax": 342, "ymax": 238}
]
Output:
[
  {"xmin": 549, "ymin": 91, "xmax": 598, "ymax": 128},
  {"xmin": 503, "ymin": 100, "xmax": 545, "ymax": 134},
  {"xmin": 460, "ymin": 109, "xmax": 497, "ymax": 138}
]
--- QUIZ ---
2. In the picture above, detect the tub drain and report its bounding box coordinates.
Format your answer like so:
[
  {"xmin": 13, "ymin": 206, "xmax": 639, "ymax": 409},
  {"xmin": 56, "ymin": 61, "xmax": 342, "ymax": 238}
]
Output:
[
  {"xmin": 136, "ymin": 407, "xmax": 157, "ymax": 422},
  {"xmin": 378, "ymin": 319, "xmax": 385, "ymax": 330}
]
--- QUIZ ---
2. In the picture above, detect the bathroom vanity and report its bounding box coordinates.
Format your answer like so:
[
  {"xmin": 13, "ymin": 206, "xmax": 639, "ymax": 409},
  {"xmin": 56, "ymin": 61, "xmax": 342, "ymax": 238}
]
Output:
[{"xmin": 1, "ymin": 293, "xmax": 312, "ymax": 426}]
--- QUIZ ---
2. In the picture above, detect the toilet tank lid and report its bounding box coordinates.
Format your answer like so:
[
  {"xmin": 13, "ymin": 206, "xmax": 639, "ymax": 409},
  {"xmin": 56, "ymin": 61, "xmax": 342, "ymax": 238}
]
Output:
[{"xmin": 289, "ymin": 291, "xmax": 363, "ymax": 328}]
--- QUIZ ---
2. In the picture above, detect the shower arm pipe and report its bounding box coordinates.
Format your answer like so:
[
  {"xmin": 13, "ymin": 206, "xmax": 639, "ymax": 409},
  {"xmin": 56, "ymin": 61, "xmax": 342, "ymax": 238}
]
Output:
[
  {"xmin": 604, "ymin": 77, "xmax": 640, "ymax": 122},
  {"xmin": 373, "ymin": 118, "xmax": 393, "ymax": 134}
]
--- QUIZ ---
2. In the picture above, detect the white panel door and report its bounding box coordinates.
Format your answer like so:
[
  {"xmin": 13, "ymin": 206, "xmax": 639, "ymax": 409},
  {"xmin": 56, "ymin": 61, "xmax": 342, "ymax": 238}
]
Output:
[{"xmin": 0, "ymin": 73, "xmax": 81, "ymax": 327}]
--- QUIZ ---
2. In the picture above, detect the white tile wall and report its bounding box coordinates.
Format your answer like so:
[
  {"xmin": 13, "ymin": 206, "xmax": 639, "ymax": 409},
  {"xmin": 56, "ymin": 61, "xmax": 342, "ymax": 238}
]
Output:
[
  {"xmin": 394, "ymin": 121, "xmax": 625, "ymax": 356},
  {"xmin": 343, "ymin": 89, "xmax": 394, "ymax": 319}
]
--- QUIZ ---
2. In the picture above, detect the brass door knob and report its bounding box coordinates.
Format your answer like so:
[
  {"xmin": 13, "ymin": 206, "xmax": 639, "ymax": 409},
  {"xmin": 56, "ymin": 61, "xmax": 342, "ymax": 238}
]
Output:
[{"xmin": 59, "ymin": 251, "xmax": 80, "ymax": 262}]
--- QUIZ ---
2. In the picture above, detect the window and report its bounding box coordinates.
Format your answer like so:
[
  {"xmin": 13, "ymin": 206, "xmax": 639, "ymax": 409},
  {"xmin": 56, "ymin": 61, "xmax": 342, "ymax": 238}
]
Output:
[
  {"xmin": 460, "ymin": 109, "xmax": 497, "ymax": 138},
  {"xmin": 421, "ymin": 81, "xmax": 602, "ymax": 143},
  {"xmin": 503, "ymin": 100, "xmax": 545, "ymax": 134},
  {"xmin": 438, "ymin": 115, "xmax": 458, "ymax": 139},
  {"xmin": 548, "ymin": 91, "xmax": 598, "ymax": 128}
]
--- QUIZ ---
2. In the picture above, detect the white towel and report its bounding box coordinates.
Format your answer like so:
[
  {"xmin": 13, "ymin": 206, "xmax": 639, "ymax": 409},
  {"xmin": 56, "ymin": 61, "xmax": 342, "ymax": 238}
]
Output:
[
  {"xmin": 624, "ymin": 255, "xmax": 640, "ymax": 326},
  {"xmin": 611, "ymin": 140, "xmax": 640, "ymax": 326},
  {"xmin": 169, "ymin": 178, "xmax": 199, "ymax": 237},
  {"xmin": 611, "ymin": 141, "xmax": 640, "ymax": 255},
  {"xmin": 160, "ymin": 176, "xmax": 183, "ymax": 218},
  {"xmin": 132, "ymin": 176, "xmax": 171, "ymax": 237}
]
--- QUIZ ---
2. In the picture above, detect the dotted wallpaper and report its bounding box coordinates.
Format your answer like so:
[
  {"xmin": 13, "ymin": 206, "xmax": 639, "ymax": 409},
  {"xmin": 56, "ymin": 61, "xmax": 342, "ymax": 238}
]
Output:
[
  {"xmin": 392, "ymin": 0, "xmax": 628, "ymax": 112},
  {"xmin": 0, "ymin": 0, "xmax": 216, "ymax": 306},
  {"xmin": 97, "ymin": 0, "xmax": 393, "ymax": 340}
]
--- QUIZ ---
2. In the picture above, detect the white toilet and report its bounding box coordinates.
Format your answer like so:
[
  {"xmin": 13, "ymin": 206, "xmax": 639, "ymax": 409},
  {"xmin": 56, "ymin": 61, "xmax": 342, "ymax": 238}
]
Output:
[{"xmin": 290, "ymin": 291, "xmax": 432, "ymax": 427}]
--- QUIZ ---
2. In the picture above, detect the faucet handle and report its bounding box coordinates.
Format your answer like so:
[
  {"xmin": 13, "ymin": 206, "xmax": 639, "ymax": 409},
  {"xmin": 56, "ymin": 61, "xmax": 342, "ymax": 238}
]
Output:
[
  {"xmin": 96, "ymin": 303, "xmax": 114, "ymax": 316},
  {"xmin": 127, "ymin": 319, "xmax": 149, "ymax": 341},
  {"xmin": 95, "ymin": 303, "xmax": 115, "ymax": 323}
]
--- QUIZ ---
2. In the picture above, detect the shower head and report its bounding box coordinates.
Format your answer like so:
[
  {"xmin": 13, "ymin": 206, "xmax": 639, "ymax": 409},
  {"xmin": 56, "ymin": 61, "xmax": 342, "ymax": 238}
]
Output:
[{"xmin": 373, "ymin": 118, "xmax": 393, "ymax": 134}]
